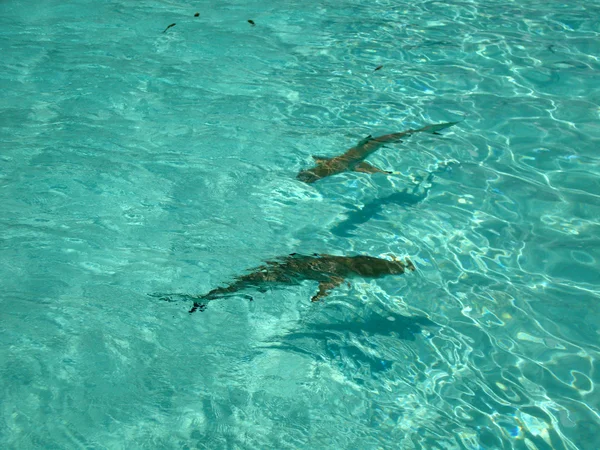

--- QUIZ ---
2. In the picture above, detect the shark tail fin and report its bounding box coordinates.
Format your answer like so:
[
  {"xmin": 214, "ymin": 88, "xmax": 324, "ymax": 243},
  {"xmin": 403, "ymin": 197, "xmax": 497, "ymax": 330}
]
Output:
[
  {"xmin": 415, "ymin": 121, "xmax": 461, "ymax": 135},
  {"xmin": 149, "ymin": 292, "xmax": 201, "ymax": 303}
]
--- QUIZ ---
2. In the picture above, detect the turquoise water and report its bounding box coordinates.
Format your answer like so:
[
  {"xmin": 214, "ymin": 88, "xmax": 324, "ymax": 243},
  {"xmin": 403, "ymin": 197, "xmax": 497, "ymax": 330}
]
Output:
[{"xmin": 1, "ymin": 0, "xmax": 599, "ymax": 448}]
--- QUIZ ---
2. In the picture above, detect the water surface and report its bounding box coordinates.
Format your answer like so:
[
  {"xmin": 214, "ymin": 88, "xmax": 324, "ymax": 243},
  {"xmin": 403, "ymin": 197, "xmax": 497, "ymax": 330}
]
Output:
[{"xmin": 1, "ymin": 0, "xmax": 599, "ymax": 448}]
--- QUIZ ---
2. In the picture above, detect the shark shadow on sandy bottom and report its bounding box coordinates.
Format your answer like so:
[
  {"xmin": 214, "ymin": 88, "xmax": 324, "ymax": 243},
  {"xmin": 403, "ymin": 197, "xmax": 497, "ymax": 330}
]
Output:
[
  {"xmin": 330, "ymin": 162, "xmax": 456, "ymax": 237},
  {"xmin": 257, "ymin": 309, "xmax": 439, "ymax": 375}
]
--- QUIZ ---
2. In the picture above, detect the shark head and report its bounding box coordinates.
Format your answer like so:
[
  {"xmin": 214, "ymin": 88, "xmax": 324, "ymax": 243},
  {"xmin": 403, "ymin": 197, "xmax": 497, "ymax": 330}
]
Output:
[
  {"xmin": 387, "ymin": 256, "xmax": 416, "ymax": 274},
  {"xmin": 366, "ymin": 255, "xmax": 416, "ymax": 275},
  {"xmin": 346, "ymin": 255, "xmax": 416, "ymax": 276}
]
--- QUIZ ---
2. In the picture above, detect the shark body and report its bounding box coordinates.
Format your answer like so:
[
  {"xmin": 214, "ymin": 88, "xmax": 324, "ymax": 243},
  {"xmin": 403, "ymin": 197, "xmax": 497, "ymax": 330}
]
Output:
[
  {"xmin": 156, "ymin": 254, "xmax": 415, "ymax": 313},
  {"xmin": 296, "ymin": 121, "xmax": 459, "ymax": 183}
]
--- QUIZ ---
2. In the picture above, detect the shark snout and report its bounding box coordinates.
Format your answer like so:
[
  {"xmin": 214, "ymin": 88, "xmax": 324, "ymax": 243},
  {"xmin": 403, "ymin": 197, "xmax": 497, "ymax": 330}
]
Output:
[{"xmin": 387, "ymin": 256, "xmax": 416, "ymax": 273}]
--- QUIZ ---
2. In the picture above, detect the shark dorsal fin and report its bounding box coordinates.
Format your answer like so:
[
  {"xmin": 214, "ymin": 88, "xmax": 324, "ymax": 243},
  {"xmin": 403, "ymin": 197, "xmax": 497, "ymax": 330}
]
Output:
[
  {"xmin": 357, "ymin": 135, "xmax": 373, "ymax": 146},
  {"xmin": 312, "ymin": 155, "xmax": 331, "ymax": 164}
]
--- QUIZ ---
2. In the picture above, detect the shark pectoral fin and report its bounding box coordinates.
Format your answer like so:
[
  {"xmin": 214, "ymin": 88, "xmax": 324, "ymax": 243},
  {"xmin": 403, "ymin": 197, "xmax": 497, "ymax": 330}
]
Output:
[
  {"xmin": 354, "ymin": 162, "xmax": 392, "ymax": 175},
  {"xmin": 311, "ymin": 276, "xmax": 345, "ymax": 302},
  {"xmin": 312, "ymin": 155, "xmax": 331, "ymax": 164}
]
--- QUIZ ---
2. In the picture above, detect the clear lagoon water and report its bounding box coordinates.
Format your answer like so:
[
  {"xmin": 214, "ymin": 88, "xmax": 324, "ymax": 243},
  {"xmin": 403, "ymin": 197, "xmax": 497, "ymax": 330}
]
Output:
[{"xmin": 1, "ymin": 0, "xmax": 599, "ymax": 448}]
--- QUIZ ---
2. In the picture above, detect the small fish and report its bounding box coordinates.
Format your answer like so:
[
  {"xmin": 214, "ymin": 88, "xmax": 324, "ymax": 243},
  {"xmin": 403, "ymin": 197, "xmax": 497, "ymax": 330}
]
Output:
[
  {"xmin": 194, "ymin": 13, "xmax": 199, "ymax": 17},
  {"xmin": 248, "ymin": 19, "xmax": 256, "ymax": 26},
  {"xmin": 163, "ymin": 23, "xmax": 176, "ymax": 33},
  {"xmin": 374, "ymin": 65, "xmax": 384, "ymax": 71}
]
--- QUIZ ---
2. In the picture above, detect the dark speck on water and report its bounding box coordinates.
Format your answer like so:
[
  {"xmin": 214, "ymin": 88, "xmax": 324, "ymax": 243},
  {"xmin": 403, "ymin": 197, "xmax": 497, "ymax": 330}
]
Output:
[
  {"xmin": 248, "ymin": 20, "xmax": 256, "ymax": 26},
  {"xmin": 194, "ymin": 12, "xmax": 199, "ymax": 17},
  {"xmin": 374, "ymin": 65, "xmax": 383, "ymax": 71},
  {"xmin": 163, "ymin": 23, "xmax": 176, "ymax": 33}
]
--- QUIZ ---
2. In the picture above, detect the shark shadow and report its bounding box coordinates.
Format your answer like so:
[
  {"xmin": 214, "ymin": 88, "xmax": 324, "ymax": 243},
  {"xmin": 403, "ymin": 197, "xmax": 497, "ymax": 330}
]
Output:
[
  {"xmin": 259, "ymin": 309, "xmax": 439, "ymax": 375},
  {"xmin": 331, "ymin": 163, "xmax": 455, "ymax": 237}
]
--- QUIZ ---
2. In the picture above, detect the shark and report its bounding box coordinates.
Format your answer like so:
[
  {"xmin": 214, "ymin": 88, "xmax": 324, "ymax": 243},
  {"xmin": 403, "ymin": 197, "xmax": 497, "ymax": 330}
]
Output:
[
  {"xmin": 296, "ymin": 121, "xmax": 459, "ymax": 183},
  {"xmin": 154, "ymin": 253, "xmax": 415, "ymax": 313}
]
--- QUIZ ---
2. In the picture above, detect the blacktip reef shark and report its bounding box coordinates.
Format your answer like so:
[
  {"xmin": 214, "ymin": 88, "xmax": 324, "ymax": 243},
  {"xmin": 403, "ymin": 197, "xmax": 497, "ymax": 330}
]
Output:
[
  {"xmin": 296, "ymin": 121, "xmax": 459, "ymax": 183},
  {"xmin": 154, "ymin": 253, "xmax": 415, "ymax": 313}
]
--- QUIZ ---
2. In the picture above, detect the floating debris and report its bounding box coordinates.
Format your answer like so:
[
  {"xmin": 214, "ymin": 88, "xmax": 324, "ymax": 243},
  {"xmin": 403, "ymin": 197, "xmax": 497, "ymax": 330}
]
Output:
[
  {"xmin": 162, "ymin": 23, "xmax": 176, "ymax": 33},
  {"xmin": 248, "ymin": 19, "xmax": 256, "ymax": 26},
  {"xmin": 194, "ymin": 12, "xmax": 199, "ymax": 17},
  {"xmin": 374, "ymin": 65, "xmax": 383, "ymax": 71}
]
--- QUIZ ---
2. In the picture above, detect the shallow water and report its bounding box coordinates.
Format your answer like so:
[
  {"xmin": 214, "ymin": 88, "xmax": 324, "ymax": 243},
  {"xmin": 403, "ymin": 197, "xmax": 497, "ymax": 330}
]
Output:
[{"xmin": 1, "ymin": 0, "xmax": 599, "ymax": 449}]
